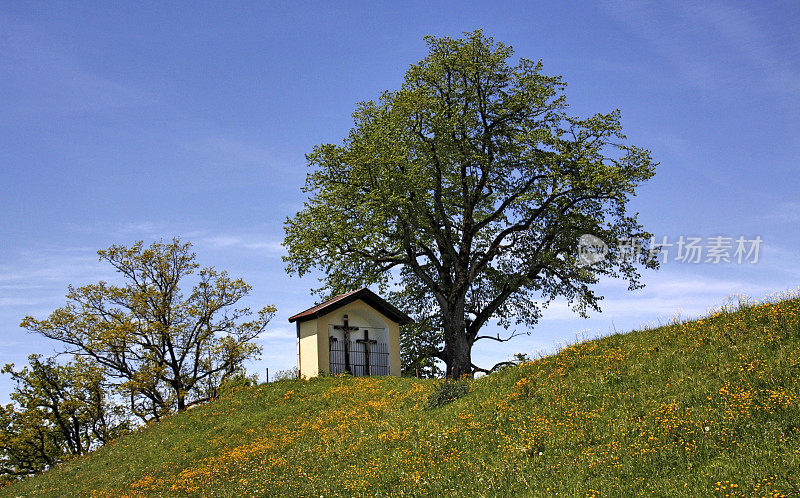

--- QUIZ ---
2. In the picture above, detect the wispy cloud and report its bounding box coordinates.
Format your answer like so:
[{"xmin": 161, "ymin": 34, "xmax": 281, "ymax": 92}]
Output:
[
  {"xmin": 538, "ymin": 273, "xmax": 774, "ymax": 322},
  {"xmin": 603, "ymin": 0, "xmax": 717, "ymax": 91},
  {"xmin": 258, "ymin": 325, "xmax": 297, "ymax": 341},
  {"xmin": 64, "ymin": 214, "xmax": 288, "ymax": 253},
  {"xmin": 181, "ymin": 137, "xmax": 287, "ymax": 169},
  {"xmin": 0, "ymin": 252, "xmax": 110, "ymax": 286},
  {"xmin": 757, "ymin": 201, "xmax": 800, "ymax": 225},
  {"xmin": 64, "ymin": 221, "xmax": 171, "ymax": 240},
  {"xmin": 113, "ymin": 222, "xmax": 168, "ymax": 237},
  {"xmin": 61, "ymin": 222, "xmax": 286, "ymax": 256},
  {"xmin": 0, "ymin": 296, "xmax": 65, "ymax": 308},
  {"xmin": 469, "ymin": 270, "xmax": 791, "ymax": 368},
  {"xmin": 0, "ymin": 13, "xmax": 155, "ymax": 123},
  {"xmin": 0, "ymin": 248, "xmax": 117, "ymax": 319},
  {"xmin": 198, "ymin": 235, "xmax": 285, "ymax": 254},
  {"xmin": 752, "ymin": 243, "xmax": 800, "ymax": 279},
  {"xmin": 681, "ymin": 1, "xmax": 800, "ymax": 95},
  {"xmin": 603, "ymin": 0, "xmax": 800, "ymax": 96}
]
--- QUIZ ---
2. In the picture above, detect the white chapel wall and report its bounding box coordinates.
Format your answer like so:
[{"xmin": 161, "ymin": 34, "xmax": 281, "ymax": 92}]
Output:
[{"xmin": 316, "ymin": 299, "xmax": 400, "ymax": 376}]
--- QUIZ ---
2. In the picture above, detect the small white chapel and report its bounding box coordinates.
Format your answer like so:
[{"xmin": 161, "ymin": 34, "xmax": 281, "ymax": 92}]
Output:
[{"xmin": 288, "ymin": 288, "xmax": 412, "ymax": 378}]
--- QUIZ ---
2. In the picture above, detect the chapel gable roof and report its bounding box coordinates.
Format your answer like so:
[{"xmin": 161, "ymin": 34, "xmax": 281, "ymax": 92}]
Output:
[{"xmin": 288, "ymin": 288, "xmax": 412, "ymax": 325}]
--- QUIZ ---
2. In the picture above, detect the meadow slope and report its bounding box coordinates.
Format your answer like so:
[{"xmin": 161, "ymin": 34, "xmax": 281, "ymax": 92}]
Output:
[{"xmin": 4, "ymin": 295, "xmax": 800, "ymax": 497}]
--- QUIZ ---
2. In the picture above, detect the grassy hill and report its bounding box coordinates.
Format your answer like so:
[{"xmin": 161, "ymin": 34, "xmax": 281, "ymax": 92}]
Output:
[{"xmin": 4, "ymin": 294, "xmax": 800, "ymax": 497}]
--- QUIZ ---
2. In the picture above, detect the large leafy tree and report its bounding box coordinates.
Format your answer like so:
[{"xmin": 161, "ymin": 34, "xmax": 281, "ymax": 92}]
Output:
[
  {"xmin": 0, "ymin": 355, "xmax": 128, "ymax": 480},
  {"xmin": 284, "ymin": 31, "xmax": 657, "ymax": 378},
  {"xmin": 22, "ymin": 239, "xmax": 276, "ymax": 420}
]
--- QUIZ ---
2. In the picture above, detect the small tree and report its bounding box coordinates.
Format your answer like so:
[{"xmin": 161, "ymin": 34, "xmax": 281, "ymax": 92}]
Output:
[
  {"xmin": 0, "ymin": 402, "xmax": 58, "ymax": 480},
  {"xmin": 0, "ymin": 355, "xmax": 128, "ymax": 479},
  {"xmin": 22, "ymin": 239, "xmax": 276, "ymax": 421},
  {"xmin": 284, "ymin": 31, "xmax": 657, "ymax": 377}
]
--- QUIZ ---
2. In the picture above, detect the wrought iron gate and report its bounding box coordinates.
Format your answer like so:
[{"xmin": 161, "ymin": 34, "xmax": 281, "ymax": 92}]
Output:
[{"xmin": 329, "ymin": 337, "xmax": 389, "ymax": 376}]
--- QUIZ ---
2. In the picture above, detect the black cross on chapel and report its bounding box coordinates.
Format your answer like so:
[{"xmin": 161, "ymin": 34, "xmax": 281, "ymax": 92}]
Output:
[
  {"xmin": 356, "ymin": 330, "xmax": 378, "ymax": 376},
  {"xmin": 333, "ymin": 314, "xmax": 359, "ymax": 374}
]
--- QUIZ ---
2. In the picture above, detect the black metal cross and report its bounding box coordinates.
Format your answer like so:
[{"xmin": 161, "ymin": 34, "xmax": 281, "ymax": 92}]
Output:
[
  {"xmin": 333, "ymin": 314, "xmax": 359, "ymax": 374},
  {"xmin": 356, "ymin": 329, "xmax": 378, "ymax": 376}
]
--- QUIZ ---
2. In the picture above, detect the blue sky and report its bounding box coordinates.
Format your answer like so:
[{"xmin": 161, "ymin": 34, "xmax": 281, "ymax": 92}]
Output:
[{"xmin": 1, "ymin": 1, "xmax": 799, "ymax": 400}]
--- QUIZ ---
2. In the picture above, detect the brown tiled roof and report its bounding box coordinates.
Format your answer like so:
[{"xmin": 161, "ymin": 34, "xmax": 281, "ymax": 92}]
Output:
[{"xmin": 288, "ymin": 288, "xmax": 412, "ymax": 325}]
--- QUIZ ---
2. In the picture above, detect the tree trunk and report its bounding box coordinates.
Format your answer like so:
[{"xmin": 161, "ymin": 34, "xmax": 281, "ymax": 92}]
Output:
[
  {"xmin": 174, "ymin": 383, "xmax": 186, "ymax": 411},
  {"xmin": 442, "ymin": 306, "xmax": 472, "ymax": 378}
]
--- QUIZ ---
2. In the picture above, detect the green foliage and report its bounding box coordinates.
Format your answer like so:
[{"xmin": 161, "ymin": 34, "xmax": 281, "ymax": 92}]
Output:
[
  {"xmin": 424, "ymin": 379, "xmax": 471, "ymax": 409},
  {"xmin": 0, "ymin": 356, "xmax": 128, "ymax": 480},
  {"xmin": 284, "ymin": 30, "xmax": 657, "ymax": 377},
  {"xmin": 395, "ymin": 279, "xmax": 444, "ymax": 377},
  {"xmin": 270, "ymin": 367, "xmax": 299, "ymax": 382},
  {"xmin": 401, "ymin": 338, "xmax": 439, "ymax": 378},
  {"xmin": 218, "ymin": 372, "xmax": 259, "ymax": 397},
  {"xmin": 6, "ymin": 294, "xmax": 800, "ymax": 496},
  {"xmin": 20, "ymin": 239, "xmax": 276, "ymax": 421}
]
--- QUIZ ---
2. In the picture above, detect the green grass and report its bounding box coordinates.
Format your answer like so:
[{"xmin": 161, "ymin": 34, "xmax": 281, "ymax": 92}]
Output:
[{"xmin": 4, "ymin": 294, "xmax": 800, "ymax": 497}]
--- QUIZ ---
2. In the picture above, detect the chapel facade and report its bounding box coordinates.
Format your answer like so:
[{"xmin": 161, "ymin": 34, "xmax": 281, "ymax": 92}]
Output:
[{"xmin": 288, "ymin": 288, "xmax": 411, "ymax": 378}]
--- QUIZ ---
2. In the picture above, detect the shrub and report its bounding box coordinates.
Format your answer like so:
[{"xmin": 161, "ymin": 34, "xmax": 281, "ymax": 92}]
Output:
[
  {"xmin": 219, "ymin": 372, "xmax": 259, "ymax": 396},
  {"xmin": 272, "ymin": 367, "xmax": 300, "ymax": 382},
  {"xmin": 425, "ymin": 379, "xmax": 471, "ymax": 409}
]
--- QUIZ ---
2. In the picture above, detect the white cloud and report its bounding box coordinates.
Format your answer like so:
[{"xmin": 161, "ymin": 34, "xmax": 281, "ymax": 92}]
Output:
[
  {"xmin": 61, "ymin": 222, "xmax": 287, "ymax": 257},
  {"xmin": 199, "ymin": 235, "xmax": 285, "ymax": 254},
  {"xmin": 0, "ymin": 249, "xmax": 116, "ymax": 322},
  {"xmin": 258, "ymin": 325, "xmax": 297, "ymax": 341},
  {"xmin": 643, "ymin": 275, "xmax": 770, "ymax": 297},
  {"xmin": 751, "ymin": 243, "xmax": 800, "ymax": 279},
  {"xmin": 537, "ymin": 273, "xmax": 774, "ymax": 323},
  {"xmin": 0, "ymin": 296, "xmax": 64, "ymax": 308},
  {"xmin": 0, "ymin": 252, "xmax": 109, "ymax": 285}
]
